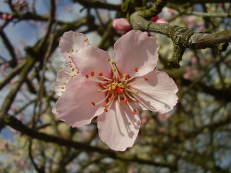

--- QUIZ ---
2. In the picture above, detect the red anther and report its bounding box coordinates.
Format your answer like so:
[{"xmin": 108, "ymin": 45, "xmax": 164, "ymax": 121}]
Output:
[
  {"xmin": 132, "ymin": 109, "xmax": 138, "ymax": 115},
  {"xmin": 91, "ymin": 72, "xmax": 95, "ymax": 76},
  {"xmin": 85, "ymin": 74, "xmax": 89, "ymax": 78},
  {"xmin": 115, "ymin": 86, "xmax": 124, "ymax": 94},
  {"xmin": 98, "ymin": 82, "xmax": 107, "ymax": 87},
  {"xmin": 104, "ymin": 108, "xmax": 108, "ymax": 112},
  {"xmin": 103, "ymin": 102, "xmax": 108, "ymax": 107},
  {"xmin": 98, "ymin": 72, "xmax": 103, "ymax": 76},
  {"xmin": 135, "ymin": 99, "xmax": 139, "ymax": 103},
  {"xmin": 144, "ymin": 77, "xmax": 148, "ymax": 81},
  {"xmin": 108, "ymin": 97, "xmax": 113, "ymax": 102},
  {"xmin": 125, "ymin": 74, "xmax": 130, "ymax": 79},
  {"xmin": 134, "ymin": 68, "xmax": 138, "ymax": 72},
  {"xmin": 123, "ymin": 97, "xmax": 128, "ymax": 102},
  {"xmin": 91, "ymin": 102, "xmax": 95, "ymax": 106}
]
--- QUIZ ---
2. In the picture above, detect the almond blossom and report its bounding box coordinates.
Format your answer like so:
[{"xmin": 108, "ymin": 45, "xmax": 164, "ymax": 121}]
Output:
[{"xmin": 53, "ymin": 30, "xmax": 178, "ymax": 151}]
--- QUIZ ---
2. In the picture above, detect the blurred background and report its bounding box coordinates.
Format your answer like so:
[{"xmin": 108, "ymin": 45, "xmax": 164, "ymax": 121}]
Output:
[{"xmin": 0, "ymin": 0, "xmax": 231, "ymax": 172}]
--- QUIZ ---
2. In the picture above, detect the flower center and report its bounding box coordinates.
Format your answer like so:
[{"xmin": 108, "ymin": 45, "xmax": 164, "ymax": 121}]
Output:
[{"xmin": 86, "ymin": 59, "xmax": 141, "ymax": 114}]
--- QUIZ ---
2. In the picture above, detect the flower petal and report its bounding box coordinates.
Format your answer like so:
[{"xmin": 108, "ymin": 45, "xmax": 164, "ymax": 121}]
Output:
[
  {"xmin": 97, "ymin": 101, "xmax": 141, "ymax": 151},
  {"xmin": 114, "ymin": 30, "xmax": 159, "ymax": 77},
  {"xmin": 73, "ymin": 46, "xmax": 111, "ymax": 76},
  {"xmin": 59, "ymin": 31, "xmax": 89, "ymax": 56},
  {"xmin": 55, "ymin": 57, "xmax": 79, "ymax": 97},
  {"xmin": 54, "ymin": 76, "xmax": 105, "ymax": 127},
  {"xmin": 131, "ymin": 71, "xmax": 178, "ymax": 113}
]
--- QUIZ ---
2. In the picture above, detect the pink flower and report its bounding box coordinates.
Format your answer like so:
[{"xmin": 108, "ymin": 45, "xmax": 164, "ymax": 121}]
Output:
[
  {"xmin": 53, "ymin": 30, "xmax": 178, "ymax": 151},
  {"xmin": 112, "ymin": 18, "xmax": 132, "ymax": 31}
]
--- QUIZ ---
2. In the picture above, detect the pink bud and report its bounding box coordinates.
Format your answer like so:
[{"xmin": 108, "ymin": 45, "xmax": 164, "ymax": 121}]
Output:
[
  {"xmin": 112, "ymin": 18, "xmax": 132, "ymax": 31},
  {"xmin": 150, "ymin": 16, "xmax": 168, "ymax": 24},
  {"xmin": 156, "ymin": 18, "xmax": 168, "ymax": 24}
]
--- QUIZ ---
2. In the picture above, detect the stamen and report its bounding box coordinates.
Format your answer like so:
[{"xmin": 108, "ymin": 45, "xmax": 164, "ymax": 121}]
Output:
[
  {"xmin": 97, "ymin": 88, "xmax": 108, "ymax": 93},
  {"xmin": 85, "ymin": 74, "xmax": 89, "ymax": 78},
  {"xmin": 132, "ymin": 109, "xmax": 138, "ymax": 115},
  {"xmin": 123, "ymin": 97, "xmax": 128, "ymax": 102},
  {"xmin": 126, "ymin": 88, "xmax": 139, "ymax": 94},
  {"xmin": 134, "ymin": 68, "xmax": 138, "ymax": 72},
  {"xmin": 95, "ymin": 93, "xmax": 110, "ymax": 106},
  {"xmin": 87, "ymin": 76, "xmax": 107, "ymax": 84},
  {"xmin": 98, "ymin": 75, "xmax": 112, "ymax": 81},
  {"xmin": 144, "ymin": 77, "xmax": 148, "ymax": 81},
  {"xmin": 126, "ymin": 100, "xmax": 138, "ymax": 115},
  {"xmin": 124, "ymin": 76, "xmax": 136, "ymax": 83},
  {"xmin": 124, "ymin": 74, "xmax": 130, "ymax": 79},
  {"xmin": 98, "ymin": 83, "xmax": 108, "ymax": 88},
  {"xmin": 104, "ymin": 94, "xmax": 115, "ymax": 111},
  {"xmin": 124, "ymin": 92, "xmax": 137, "ymax": 102},
  {"xmin": 91, "ymin": 102, "xmax": 95, "ymax": 106},
  {"xmin": 91, "ymin": 72, "xmax": 95, "ymax": 76}
]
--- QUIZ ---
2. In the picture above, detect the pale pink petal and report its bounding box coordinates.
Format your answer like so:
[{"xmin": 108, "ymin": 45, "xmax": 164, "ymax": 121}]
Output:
[
  {"xmin": 73, "ymin": 46, "xmax": 111, "ymax": 76},
  {"xmin": 112, "ymin": 18, "xmax": 132, "ymax": 31},
  {"xmin": 55, "ymin": 70, "xmax": 71, "ymax": 97},
  {"xmin": 55, "ymin": 57, "xmax": 79, "ymax": 97},
  {"xmin": 114, "ymin": 30, "xmax": 159, "ymax": 77},
  {"xmin": 54, "ymin": 76, "xmax": 105, "ymax": 127},
  {"xmin": 59, "ymin": 31, "xmax": 89, "ymax": 55},
  {"xmin": 131, "ymin": 71, "xmax": 178, "ymax": 113},
  {"xmin": 97, "ymin": 101, "xmax": 141, "ymax": 151}
]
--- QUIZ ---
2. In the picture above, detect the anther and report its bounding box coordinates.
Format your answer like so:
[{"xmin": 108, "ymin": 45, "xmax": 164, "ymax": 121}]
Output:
[
  {"xmin": 123, "ymin": 97, "xmax": 128, "ymax": 102},
  {"xmin": 91, "ymin": 72, "xmax": 95, "ymax": 76},
  {"xmin": 134, "ymin": 68, "xmax": 138, "ymax": 72},
  {"xmin": 98, "ymin": 72, "xmax": 103, "ymax": 76},
  {"xmin": 85, "ymin": 74, "xmax": 89, "ymax": 78},
  {"xmin": 91, "ymin": 102, "xmax": 95, "ymax": 106},
  {"xmin": 144, "ymin": 77, "xmax": 148, "ymax": 81},
  {"xmin": 132, "ymin": 109, "xmax": 138, "ymax": 115},
  {"xmin": 125, "ymin": 74, "xmax": 130, "ymax": 79}
]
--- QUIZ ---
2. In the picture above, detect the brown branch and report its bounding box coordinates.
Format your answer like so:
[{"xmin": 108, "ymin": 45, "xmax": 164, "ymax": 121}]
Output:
[
  {"xmin": 130, "ymin": 12, "xmax": 231, "ymax": 49},
  {"xmin": 0, "ymin": 30, "xmax": 17, "ymax": 67},
  {"xmin": 73, "ymin": 0, "xmax": 120, "ymax": 10},
  {"xmin": 168, "ymin": 0, "xmax": 231, "ymax": 4},
  {"xmin": 0, "ymin": 115, "xmax": 176, "ymax": 169},
  {"xmin": 0, "ymin": 61, "xmax": 25, "ymax": 90}
]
